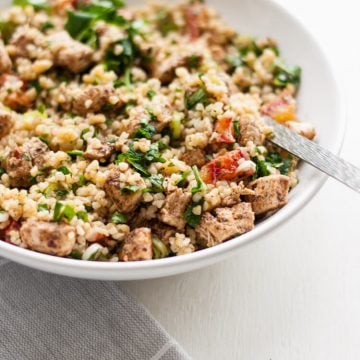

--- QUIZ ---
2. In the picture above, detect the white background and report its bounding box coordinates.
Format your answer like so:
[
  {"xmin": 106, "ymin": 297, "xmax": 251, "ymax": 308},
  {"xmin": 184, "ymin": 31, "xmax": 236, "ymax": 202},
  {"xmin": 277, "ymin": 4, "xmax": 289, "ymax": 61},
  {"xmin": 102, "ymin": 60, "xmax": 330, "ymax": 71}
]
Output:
[{"xmin": 125, "ymin": 1, "xmax": 360, "ymax": 359}]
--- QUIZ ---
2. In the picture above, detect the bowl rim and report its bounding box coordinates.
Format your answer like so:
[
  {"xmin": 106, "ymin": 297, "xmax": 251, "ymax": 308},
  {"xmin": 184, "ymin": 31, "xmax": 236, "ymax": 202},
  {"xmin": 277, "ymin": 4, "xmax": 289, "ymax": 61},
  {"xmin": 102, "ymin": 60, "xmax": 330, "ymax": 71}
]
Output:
[{"xmin": 0, "ymin": 0, "xmax": 347, "ymax": 278}]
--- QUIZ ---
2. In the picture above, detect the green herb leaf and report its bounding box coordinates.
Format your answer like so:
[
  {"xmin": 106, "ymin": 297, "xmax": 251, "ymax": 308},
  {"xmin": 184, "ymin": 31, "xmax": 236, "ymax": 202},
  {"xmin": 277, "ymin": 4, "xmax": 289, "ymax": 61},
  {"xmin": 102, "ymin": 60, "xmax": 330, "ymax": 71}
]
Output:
[
  {"xmin": 67, "ymin": 150, "xmax": 84, "ymax": 157},
  {"xmin": 273, "ymin": 59, "xmax": 301, "ymax": 88},
  {"xmin": 176, "ymin": 171, "xmax": 190, "ymax": 187},
  {"xmin": 252, "ymin": 157, "xmax": 270, "ymax": 178},
  {"xmin": 132, "ymin": 122, "xmax": 156, "ymax": 140},
  {"xmin": 184, "ymin": 200, "xmax": 203, "ymax": 228},
  {"xmin": 266, "ymin": 152, "xmax": 292, "ymax": 175},
  {"xmin": 146, "ymin": 90, "xmax": 156, "ymax": 100},
  {"xmin": 0, "ymin": 167, "xmax": 6, "ymax": 176},
  {"xmin": 0, "ymin": 21, "xmax": 17, "ymax": 43},
  {"xmin": 233, "ymin": 119, "xmax": 240, "ymax": 139},
  {"xmin": 40, "ymin": 21, "xmax": 54, "ymax": 32},
  {"xmin": 13, "ymin": 0, "xmax": 51, "ymax": 11},
  {"xmin": 111, "ymin": 212, "xmax": 128, "ymax": 224},
  {"xmin": 147, "ymin": 174, "xmax": 164, "ymax": 193},
  {"xmin": 121, "ymin": 185, "xmax": 140, "ymax": 194},
  {"xmin": 37, "ymin": 203, "xmax": 48, "ymax": 212},
  {"xmin": 157, "ymin": 9, "xmax": 178, "ymax": 36},
  {"xmin": 57, "ymin": 166, "xmax": 71, "ymax": 175},
  {"xmin": 226, "ymin": 53, "xmax": 243, "ymax": 74},
  {"xmin": 191, "ymin": 166, "xmax": 207, "ymax": 194},
  {"xmin": 69, "ymin": 250, "xmax": 82, "ymax": 259},
  {"xmin": 185, "ymin": 87, "xmax": 209, "ymax": 109}
]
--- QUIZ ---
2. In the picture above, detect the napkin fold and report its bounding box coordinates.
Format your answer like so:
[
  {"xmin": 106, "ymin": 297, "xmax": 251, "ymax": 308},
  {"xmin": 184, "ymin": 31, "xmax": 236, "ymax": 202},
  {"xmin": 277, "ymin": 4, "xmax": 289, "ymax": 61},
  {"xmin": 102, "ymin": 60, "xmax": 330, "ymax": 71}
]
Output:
[{"xmin": 0, "ymin": 259, "xmax": 190, "ymax": 360}]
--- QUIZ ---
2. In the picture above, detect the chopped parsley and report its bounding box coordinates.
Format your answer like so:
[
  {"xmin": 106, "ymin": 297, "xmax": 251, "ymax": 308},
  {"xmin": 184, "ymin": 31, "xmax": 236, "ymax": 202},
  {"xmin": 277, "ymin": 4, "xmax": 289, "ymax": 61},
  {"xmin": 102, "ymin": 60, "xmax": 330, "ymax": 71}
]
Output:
[
  {"xmin": 132, "ymin": 122, "xmax": 156, "ymax": 140},
  {"xmin": 116, "ymin": 143, "xmax": 166, "ymax": 176},
  {"xmin": 184, "ymin": 199, "xmax": 204, "ymax": 228},
  {"xmin": 176, "ymin": 171, "xmax": 191, "ymax": 187},
  {"xmin": 187, "ymin": 54, "xmax": 202, "ymax": 69},
  {"xmin": 111, "ymin": 212, "xmax": 128, "ymax": 224},
  {"xmin": 121, "ymin": 185, "xmax": 140, "ymax": 194},
  {"xmin": 0, "ymin": 167, "xmax": 6, "ymax": 176},
  {"xmin": 266, "ymin": 152, "xmax": 292, "ymax": 175},
  {"xmin": 65, "ymin": 0, "xmax": 126, "ymax": 48},
  {"xmin": 185, "ymin": 87, "xmax": 209, "ymax": 109},
  {"xmin": 146, "ymin": 90, "xmax": 156, "ymax": 100},
  {"xmin": 57, "ymin": 166, "xmax": 71, "ymax": 175},
  {"xmin": 226, "ymin": 53, "xmax": 243, "ymax": 74},
  {"xmin": 145, "ymin": 174, "xmax": 164, "ymax": 193},
  {"xmin": 273, "ymin": 59, "xmax": 301, "ymax": 88},
  {"xmin": 67, "ymin": 150, "xmax": 84, "ymax": 157},
  {"xmin": 40, "ymin": 21, "xmax": 54, "ymax": 32}
]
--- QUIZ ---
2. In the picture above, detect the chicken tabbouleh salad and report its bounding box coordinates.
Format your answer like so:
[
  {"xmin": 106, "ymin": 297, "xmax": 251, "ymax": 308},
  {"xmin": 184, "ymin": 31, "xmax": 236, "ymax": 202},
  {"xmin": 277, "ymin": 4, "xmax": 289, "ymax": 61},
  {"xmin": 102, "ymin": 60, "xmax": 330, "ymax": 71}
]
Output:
[{"xmin": 0, "ymin": 0, "xmax": 316, "ymax": 262}]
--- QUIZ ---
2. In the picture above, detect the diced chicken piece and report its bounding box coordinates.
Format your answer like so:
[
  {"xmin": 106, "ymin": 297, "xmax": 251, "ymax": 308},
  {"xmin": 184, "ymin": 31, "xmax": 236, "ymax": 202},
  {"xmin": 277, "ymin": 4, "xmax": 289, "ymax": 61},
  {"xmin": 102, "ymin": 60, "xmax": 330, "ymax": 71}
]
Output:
[
  {"xmin": 9, "ymin": 27, "xmax": 45, "ymax": 58},
  {"xmin": 48, "ymin": 31, "xmax": 94, "ymax": 73},
  {"xmin": 5, "ymin": 138, "xmax": 48, "ymax": 188},
  {"xmin": 71, "ymin": 85, "xmax": 118, "ymax": 115},
  {"xmin": 238, "ymin": 116, "xmax": 265, "ymax": 146},
  {"xmin": 20, "ymin": 220, "xmax": 75, "ymax": 256},
  {"xmin": 0, "ymin": 109, "xmax": 15, "ymax": 139},
  {"xmin": 285, "ymin": 121, "xmax": 316, "ymax": 140},
  {"xmin": 152, "ymin": 52, "xmax": 203, "ymax": 84},
  {"xmin": 0, "ymin": 39, "xmax": 12, "ymax": 73},
  {"xmin": 119, "ymin": 227, "xmax": 152, "ymax": 261},
  {"xmin": 151, "ymin": 221, "xmax": 177, "ymax": 246},
  {"xmin": 180, "ymin": 149, "xmax": 207, "ymax": 168},
  {"xmin": 23, "ymin": 137, "xmax": 49, "ymax": 168},
  {"xmin": 245, "ymin": 175, "xmax": 290, "ymax": 215},
  {"xmin": 84, "ymin": 139, "xmax": 114, "ymax": 162},
  {"xmin": 104, "ymin": 167, "xmax": 145, "ymax": 213},
  {"xmin": 261, "ymin": 92, "xmax": 296, "ymax": 123},
  {"xmin": 5, "ymin": 148, "xmax": 32, "ymax": 188},
  {"xmin": 221, "ymin": 182, "xmax": 255, "ymax": 207},
  {"xmin": 159, "ymin": 188, "xmax": 192, "ymax": 230},
  {"xmin": 200, "ymin": 149, "xmax": 256, "ymax": 184},
  {"xmin": 195, "ymin": 203, "xmax": 255, "ymax": 247}
]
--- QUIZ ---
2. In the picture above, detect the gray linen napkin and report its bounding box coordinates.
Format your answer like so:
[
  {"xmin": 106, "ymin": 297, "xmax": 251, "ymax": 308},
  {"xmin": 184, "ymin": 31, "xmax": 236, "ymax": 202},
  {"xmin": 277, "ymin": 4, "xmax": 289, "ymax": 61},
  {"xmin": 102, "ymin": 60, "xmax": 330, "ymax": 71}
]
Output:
[{"xmin": 0, "ymin": 258, "xmax": 190, "ymax": 360}]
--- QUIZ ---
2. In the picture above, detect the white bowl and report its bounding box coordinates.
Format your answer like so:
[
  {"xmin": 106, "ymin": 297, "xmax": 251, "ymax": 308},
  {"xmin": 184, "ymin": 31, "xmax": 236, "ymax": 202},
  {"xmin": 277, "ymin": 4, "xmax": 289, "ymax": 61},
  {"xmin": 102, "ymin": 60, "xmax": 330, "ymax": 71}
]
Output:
[{"xmin": 0, "ymin": 0, "xmax": 345, "ymax": 280}]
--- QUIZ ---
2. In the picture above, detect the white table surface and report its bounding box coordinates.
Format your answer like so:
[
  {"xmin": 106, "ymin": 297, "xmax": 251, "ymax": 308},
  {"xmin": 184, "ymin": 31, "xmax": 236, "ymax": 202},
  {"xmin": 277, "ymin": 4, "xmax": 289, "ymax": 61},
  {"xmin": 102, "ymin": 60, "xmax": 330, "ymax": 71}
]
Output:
[{"xmin": 125, "ymin": 1, "xmax": 360, "ymax": 359}]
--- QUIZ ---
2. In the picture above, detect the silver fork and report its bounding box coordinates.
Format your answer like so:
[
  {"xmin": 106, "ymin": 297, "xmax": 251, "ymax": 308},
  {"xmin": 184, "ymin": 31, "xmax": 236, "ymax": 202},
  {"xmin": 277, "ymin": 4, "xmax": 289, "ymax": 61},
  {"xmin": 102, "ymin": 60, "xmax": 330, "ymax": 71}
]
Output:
[{"xmin": 263, "ymin": 116, "xmax": 360, "ymax": 193}]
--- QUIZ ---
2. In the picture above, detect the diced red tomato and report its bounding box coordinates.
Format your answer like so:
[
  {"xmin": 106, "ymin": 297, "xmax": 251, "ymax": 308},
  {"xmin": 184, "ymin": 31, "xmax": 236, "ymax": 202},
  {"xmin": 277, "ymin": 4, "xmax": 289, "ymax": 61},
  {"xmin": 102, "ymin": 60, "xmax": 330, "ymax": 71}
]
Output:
[
  {"xmin": 0, "ymin": 219, "xmax": 20, "ymax": 244},
  {"xmin": 184, "ymin": 3, "xmax": 205, "ymax": 41},
  {"xmin": 0, "ymin": 75, "xmax": 32, "ymax": 112},
  {"xmin": 212, "ymin": 115, "xmax": 235, "ymax": 144},
  {"xmin": 261, "ymin": 93, "xmax": 296, "ymax": 123},
  {"xmin": 200, "ymin": 149, "xmax": 252, "ymax": 184}
]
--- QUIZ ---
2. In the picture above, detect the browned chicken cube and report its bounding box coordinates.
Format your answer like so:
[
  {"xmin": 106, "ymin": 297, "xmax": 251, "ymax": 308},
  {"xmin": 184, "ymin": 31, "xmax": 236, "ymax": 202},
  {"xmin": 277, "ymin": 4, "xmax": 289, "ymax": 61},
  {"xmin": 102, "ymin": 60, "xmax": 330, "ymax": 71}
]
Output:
[
  {"xmin": 71, "ymin": 85, "xmax": 118, "ymax": 116},
  {"xmin": 5, "ymin": 138, "xmax": 48, "ymax": 188},
  {"xmin": 195, "ymin": 203, "xmax": 255, "ymax": 247},
  {"xmin": 180, "ymin": 149, "xmax": 207, "ymax": 168},
  {"xmin": 119, "ymin": 227, "xmax": 152, "ymax": 261},
  {"xmin": 20, "ymin": 220, "xmax": 75, "ymax": 256},
  {"xmin": 104, "ymin": 168, "xmax": 145, "ymax": 213},
  {"xmin": 159, "ymin": 188, "xmax": 192, "ymax": 230},
  {"xmin": 245, "ymin": 175, "xmax": 290, "ymax": 215},
  {"xmin": 48, "ymin": 31, "xmax": 94, "ymax": 73},
  {"xmin": 237, "ymin": 116, "xmax": 265, "ymax": 146},
  {"xmin": 84, "ymin": 139, "xmax": 114, "ymax": 162},
  {"xmin": 284, "ymin": 121, "xmax": 316, "ymax": 140},
  {"xmin": 0, "ymin": 109, "xmax": 15, "ymax": 139}
]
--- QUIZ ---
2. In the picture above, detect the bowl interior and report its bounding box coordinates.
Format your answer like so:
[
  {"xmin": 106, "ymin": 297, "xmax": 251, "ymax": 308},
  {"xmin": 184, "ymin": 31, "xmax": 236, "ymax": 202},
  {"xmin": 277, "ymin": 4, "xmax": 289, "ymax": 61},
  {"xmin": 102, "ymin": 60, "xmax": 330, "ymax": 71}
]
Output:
[{"xmin": 0, "ymin": 0, "xmax": 344, "ymax": 280}]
